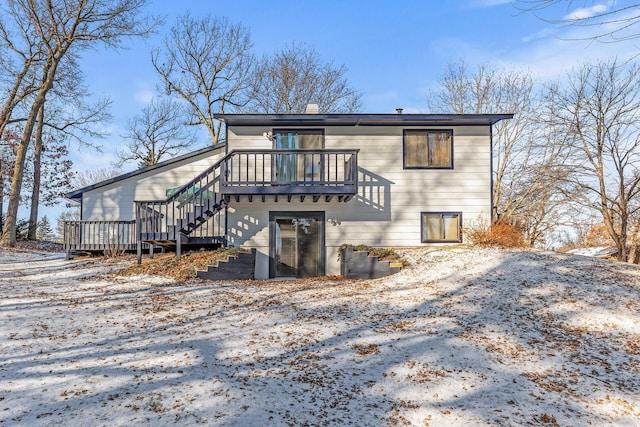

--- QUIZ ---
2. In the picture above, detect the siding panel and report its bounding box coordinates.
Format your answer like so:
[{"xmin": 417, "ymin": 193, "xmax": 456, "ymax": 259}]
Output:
[{"xmin": 226, "ymin": 124, "xmax": 492, "ymax": 276}]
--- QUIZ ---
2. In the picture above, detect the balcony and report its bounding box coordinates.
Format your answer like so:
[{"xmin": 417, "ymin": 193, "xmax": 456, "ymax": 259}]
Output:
[{"xmin": 221, "ymin": 149, "xmax": 359, "ymax": 202}]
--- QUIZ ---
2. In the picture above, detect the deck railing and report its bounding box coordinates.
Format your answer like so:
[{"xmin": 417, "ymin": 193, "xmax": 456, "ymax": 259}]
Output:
[
  {"xmin": 68, "ymin": 149, "xmax": 359, "ymax": 258},
  {"xmin": 135, "ymin": 148, "xmax": 359, "ymax": 243},
  {"xmin": 63, "ymin": 220, "xmax": 137, "ymax": 257},
  {"xmin": 221, "ymin": 149, "xmax": 359, "ymax": 194}
]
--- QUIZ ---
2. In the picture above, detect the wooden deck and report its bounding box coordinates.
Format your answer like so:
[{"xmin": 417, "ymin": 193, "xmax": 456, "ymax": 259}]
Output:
[{"xmin": 65, "ymin": 148, "xmax": 360, "ymax": 261}]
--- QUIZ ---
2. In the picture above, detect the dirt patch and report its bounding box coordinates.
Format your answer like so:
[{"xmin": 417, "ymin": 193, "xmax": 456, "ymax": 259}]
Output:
[{"xmin": 116, "ymin": 248, "xmax": 248, "ymax": 281}]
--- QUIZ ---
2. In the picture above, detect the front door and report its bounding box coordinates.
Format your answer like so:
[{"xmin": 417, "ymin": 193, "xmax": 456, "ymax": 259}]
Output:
[{"xmin": 270, "ymin": 212, "xmax": 325, "ymax": 278}]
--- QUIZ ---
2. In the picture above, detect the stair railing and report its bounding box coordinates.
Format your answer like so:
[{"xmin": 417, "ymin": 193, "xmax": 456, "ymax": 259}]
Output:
[{"xmin": 135, "ymin": 153, "xmax": 231, "ymax": 245}]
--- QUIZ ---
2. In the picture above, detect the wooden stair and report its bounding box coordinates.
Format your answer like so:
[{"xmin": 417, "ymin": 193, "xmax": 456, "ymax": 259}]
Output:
[
  {"xmin": 196, "ymin": 249, "xmax": 256, "ymax": 280},
  {"xmin": 340, "ymin": 247, "xmax": 402, "ymax": 279}
]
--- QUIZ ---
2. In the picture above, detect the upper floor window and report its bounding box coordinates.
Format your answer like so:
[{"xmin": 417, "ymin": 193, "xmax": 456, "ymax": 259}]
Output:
[{"xmin": 403, "ymin": 129, "xmax": 453, "ymax": 169}]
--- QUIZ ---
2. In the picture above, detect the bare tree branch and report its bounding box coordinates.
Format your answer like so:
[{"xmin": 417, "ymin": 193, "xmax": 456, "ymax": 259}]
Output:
[
  {"xmin": 245, "ymin": 42, "xmax": 362, "ymax": 114},
  {"xmin": 116, "ymin": 97, "xmax": 197, "ymax": 168},
  {"xmin": 0, "ymin": 0, "xmax": 158, "ymax": 247},
  {"xmin": 512, "ymin": 1, "xmax": 640, "ymax": 43},
  {"xmin": 548, "ymin": 59, "xmax": 640, "ymax": 261},
  {"xmin": 151, "ymin": 14, "xmax": 254, "ymax": 145}
]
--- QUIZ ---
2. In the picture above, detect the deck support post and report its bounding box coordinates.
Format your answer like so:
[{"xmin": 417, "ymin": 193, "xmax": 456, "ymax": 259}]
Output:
[
  {"xmin": 149, "ymin": 243, "xmax": 154, "ymax": 258},
  {"xmin": 137, "ymin": 240, "xmax": 142, "ymax": 264},
  {"xmin": 176, "ymin": 234, "xmax": 182, "ymax": 259}
]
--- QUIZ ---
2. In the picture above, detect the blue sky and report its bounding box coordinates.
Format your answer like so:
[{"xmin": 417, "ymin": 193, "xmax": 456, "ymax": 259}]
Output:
[{"xmin": 41, "ymin": 0, "xmax": 639, "ymax": 220}]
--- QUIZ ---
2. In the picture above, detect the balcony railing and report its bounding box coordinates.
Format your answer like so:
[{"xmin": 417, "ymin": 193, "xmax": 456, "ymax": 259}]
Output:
[{"xmin": 221, "ymin": 149, "xmax": 359, "ymax": 196}]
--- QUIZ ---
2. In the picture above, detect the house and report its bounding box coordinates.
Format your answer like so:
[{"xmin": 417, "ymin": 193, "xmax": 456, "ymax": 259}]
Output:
[{"xmin": 64, "ymin": 108, "xmax": 512, "ymax": 279}]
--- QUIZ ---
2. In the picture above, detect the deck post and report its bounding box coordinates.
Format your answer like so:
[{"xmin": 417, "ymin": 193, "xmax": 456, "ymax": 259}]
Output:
[
  {"xmin": 176, "ymin": 234, "xmax": 182, "ymax": 259},
  {"xmin": 136, "ymin": 202, "xmax": 143, "ymax": 264},
  {"xmin": 149, "ymin": 243, "xmax": 154, "ymax": 258}
]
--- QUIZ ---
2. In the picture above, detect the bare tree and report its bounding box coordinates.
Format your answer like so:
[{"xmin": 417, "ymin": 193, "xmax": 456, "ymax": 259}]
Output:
[
  {"xmin": 427, "ymin": 62, "xmax": 567, "ymax": 245},
  {"xmin": 71, "ymin": 167, "xmax": 122, "ymax": 191},
  {"xmin": 0, "ymin": 6, "xmax": 41, "ymax": 139},
  {"xmin": 24, "ymin": 58, "xmax": 112, "ymax": 240},
  {"xmin": 245, "ymin": 43, "xmax": 362, "ymax": 114},
  {"xmin": 0, "ymin": 0, "xmax": 157, "ymax": 247},
  {"xmin": 548, "ymin": 59, "xmax": 640, "ymax": 261},
  {"xmin": 513, "ymin": 1, "xmax": 640, "ymax": 42},
  {"xmin": 152, "ymin": 14, "xmax": 254, "ymax": 145},
  {"xmin": 26, "ymin": 102, "xmax": 45, "ymax": 240},
  {"xmin": 116, "ymin": 97, "xmax": 196, "ymax": 168}
]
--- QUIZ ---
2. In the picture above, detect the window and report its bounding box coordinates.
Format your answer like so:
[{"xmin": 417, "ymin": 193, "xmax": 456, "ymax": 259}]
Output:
[
  {"xmin": 421, "ymin": 212, "xmax": 461, "ymax": 243},
  {"xmin": 403, "ymin": 130, "xmax": 453, "ymax": 169}
]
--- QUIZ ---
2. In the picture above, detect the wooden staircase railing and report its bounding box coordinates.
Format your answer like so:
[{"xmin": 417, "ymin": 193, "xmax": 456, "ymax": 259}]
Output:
[{"xmin": 135, "ymin": 154, "xmax": 229, "ymax": 262}]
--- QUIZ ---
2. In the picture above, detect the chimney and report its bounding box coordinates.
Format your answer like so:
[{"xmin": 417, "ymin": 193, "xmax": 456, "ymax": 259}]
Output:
[
  {"xmin": 305, "ymin": 103, "xmax": 319, "ymax": 114},
  {"xmin": 396, "ymin": 108, "xmax": 403, "ymax": 114}
]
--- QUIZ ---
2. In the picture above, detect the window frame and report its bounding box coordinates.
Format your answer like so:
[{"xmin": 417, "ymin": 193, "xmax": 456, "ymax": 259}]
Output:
[
  {"xmin": 403, "ymin": 129, "xmax": 454, "ymax": 169},
  {"xmin": 272, "ymin": 128, "xmax": 325, "ymax": 149},
  {"xmin": 420, "ymin": 211, "xmax": 462, "ymax": 243}
]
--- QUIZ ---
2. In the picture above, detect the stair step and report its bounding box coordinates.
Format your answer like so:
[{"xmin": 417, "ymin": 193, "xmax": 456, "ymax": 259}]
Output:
[
  {"xmin": 196, "ymin": 249, "xmax": 256, "ymax": 280},
  {"xmin": 340, "ymin": 247, "xmax": 402, "ymax": 279}
]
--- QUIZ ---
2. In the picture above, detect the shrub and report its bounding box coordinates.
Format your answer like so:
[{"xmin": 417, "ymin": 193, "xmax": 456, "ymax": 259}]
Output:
[{"xmin": 466, "ymin": 219, "xmax": 528, "ymax": 248}]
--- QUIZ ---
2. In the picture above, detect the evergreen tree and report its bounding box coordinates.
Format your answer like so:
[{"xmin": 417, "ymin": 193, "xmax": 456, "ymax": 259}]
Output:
[{"xmin": 36, "ymin": 216, "xmax": 54, "ymax": 241}]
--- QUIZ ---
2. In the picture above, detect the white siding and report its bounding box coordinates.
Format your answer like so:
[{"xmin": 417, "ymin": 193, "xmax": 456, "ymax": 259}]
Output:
[
  {"xmin": 227, "ymin": 125, "xmax": 492, "ymax": 277},
  {"xmin": 80, "ymin": 124, "xmax": 493, "ymax": 278},
  {"xmin": 81, "ymin": 149, "xmax": 225, "ymax": 221}
]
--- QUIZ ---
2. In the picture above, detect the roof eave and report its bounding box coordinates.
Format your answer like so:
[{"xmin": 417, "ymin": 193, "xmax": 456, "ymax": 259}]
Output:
[{"xmin": 214, "ymin": 113, "xmax": 514, "ymax": 127}]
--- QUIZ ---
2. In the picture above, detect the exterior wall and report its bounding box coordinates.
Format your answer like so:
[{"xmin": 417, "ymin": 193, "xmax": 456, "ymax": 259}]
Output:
[
  {"xmin": 81, "ymin": 148, "xmax": 225, "ymax": 221},
  {"xmin": 226, "ymin": 125, "xmax": 492, "ymax": 278}
]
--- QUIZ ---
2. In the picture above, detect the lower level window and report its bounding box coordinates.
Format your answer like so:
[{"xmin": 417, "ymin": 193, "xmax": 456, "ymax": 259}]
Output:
[{"xmin": 421, "ymin": 212, "xmax": 461, "ymax": 243}]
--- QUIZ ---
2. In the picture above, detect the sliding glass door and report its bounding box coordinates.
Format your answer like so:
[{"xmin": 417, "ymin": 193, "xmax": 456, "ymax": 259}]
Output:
[
  {"xmin": 270, "ymin": 212, "xmax": 325, "ymax": 278},
  {"xmin": 274, "ymin": 130, "xmax": 323, "ymax": 184}
]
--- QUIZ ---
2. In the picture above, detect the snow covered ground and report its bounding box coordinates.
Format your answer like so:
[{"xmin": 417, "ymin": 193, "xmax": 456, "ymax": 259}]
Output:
[{"xmin": 1, "ymin": 247, "xmax": 639, "ymax": 426}]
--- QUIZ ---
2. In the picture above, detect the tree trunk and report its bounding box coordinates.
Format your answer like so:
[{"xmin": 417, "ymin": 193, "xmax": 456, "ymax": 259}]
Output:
[
  {"xmin": 2, "ymin": 136, "xmax": 31, "ymax": 246},
  {"xmin": 1, "ymin": 68, "xmax": 55, "ymax": 246},
  {"xmin": 0, "ymin": 165, "xmax": 3, "ymax": 230},
  {"xmin": 28, "ymin": 104, "xmax": 45, "ymax": 240},
  {"xmin": 0, "ymin": 59, "xmax": 36, "ymax": 141}
]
